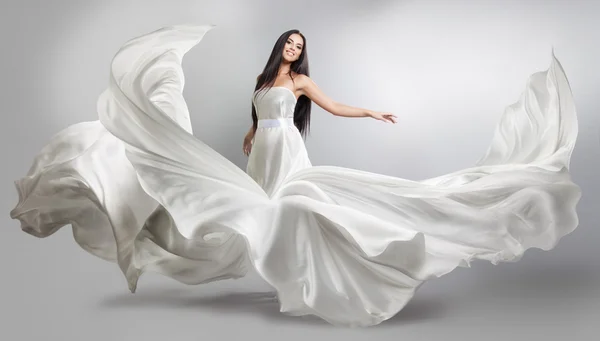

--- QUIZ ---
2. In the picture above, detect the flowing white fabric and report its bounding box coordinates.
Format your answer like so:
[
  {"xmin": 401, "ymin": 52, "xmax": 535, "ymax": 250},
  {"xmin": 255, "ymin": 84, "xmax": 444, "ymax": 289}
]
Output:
[{"xmin": 10, "ymin": 25, "xmax": 581, "ymax": 327}]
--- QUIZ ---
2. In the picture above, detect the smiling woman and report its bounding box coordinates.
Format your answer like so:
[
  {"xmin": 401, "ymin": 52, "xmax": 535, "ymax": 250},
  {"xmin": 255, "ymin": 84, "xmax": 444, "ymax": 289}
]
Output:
[{"xmin": 9, "ymin": 24, "xmax": 581, "ymax": 327}]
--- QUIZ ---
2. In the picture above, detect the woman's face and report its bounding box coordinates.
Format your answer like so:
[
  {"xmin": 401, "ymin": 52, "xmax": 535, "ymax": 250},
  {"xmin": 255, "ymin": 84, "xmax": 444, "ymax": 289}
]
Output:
[{"xmin": 282, "ymin": 33, "xmax": 304, "ymax": 63}]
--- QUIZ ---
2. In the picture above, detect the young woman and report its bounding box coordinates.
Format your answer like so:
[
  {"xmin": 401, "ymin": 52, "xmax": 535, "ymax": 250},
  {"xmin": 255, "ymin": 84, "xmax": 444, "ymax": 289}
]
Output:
[
  {"xmin": 243, "ymin": 30, "xmax": 397, "ymax": 154},
  {"xmin": 9, "ymin": 25, "xmax": 580, "ymax": 327},
  {"xmin": 242, "ymin": 29, "xmax": 397, "ymax": 195}
]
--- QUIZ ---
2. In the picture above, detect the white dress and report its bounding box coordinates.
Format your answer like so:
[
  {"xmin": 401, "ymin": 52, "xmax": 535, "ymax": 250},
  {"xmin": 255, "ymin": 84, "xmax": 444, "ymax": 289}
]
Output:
[
  {"xmin": 247, "ymin": 86, "xmax": 312, "ymax": 196},
  {"xmin": 10, "ymin": 25, "xmax": 581, "ymax": 327}
]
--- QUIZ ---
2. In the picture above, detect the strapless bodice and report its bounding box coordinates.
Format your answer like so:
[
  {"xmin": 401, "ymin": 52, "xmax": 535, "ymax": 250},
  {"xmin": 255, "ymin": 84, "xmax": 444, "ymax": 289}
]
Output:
[{"xmin": 252, "ymin": 87, "xmax": 297, "ymax": 120}]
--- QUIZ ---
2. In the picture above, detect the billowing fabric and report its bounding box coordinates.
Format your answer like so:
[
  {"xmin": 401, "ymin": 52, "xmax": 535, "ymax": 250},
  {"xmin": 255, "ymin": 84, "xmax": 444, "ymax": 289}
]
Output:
[{"xmin": 10, "ymin": 25, "xmax": 580, "ymax": 327}]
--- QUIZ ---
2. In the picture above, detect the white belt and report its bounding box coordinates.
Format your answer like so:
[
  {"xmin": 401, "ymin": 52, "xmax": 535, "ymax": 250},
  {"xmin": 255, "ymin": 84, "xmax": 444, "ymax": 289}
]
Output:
[{"xmin": 257, "ymin": 118, "xmax": 295, "ymax": 128}]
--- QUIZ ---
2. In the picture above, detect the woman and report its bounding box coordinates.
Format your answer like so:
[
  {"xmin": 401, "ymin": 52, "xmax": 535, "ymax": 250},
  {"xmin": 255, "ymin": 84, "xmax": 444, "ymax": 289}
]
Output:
[
  {"xmin": 242, "ymin": 29, "xmax": 397, "ymax": 196},
  {"xmin": 10, "ymin": 25, "xmax": 580, "ymax": 327},
  {"xmin": 243, "ymin": 30, "xmax": 397, "ymax": 153}
]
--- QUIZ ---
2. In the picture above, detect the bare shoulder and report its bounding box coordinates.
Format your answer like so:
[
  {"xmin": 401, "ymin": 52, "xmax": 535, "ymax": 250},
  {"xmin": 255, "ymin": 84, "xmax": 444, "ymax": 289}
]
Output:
[{"xmin": 294, "ymin": 73, "xmax": 314, "ymax": 89}]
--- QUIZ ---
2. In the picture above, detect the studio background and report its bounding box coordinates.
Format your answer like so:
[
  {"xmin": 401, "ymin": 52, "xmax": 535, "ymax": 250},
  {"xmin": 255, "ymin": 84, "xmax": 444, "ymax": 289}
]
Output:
[{"xmin": 0, "ymin": 0, "xmax": 598, "ymax": 340}]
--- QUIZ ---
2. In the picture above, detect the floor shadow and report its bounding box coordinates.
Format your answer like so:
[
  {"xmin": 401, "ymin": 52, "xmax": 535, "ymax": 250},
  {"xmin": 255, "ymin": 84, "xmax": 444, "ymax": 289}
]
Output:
[
  {"xmin": 380, "ymin": 297, "xmax": 448, "ymax": 326},
  {"xmin": 99, "ymin": 290, "xmax": 327, "ymax": 326},
  {"xmin": 99, "ymin": 288, "xmax": 449, "ymax": 327},
  {"xmin": 98, "ymin": 264, "xmax": 599, "ymax": 327}
]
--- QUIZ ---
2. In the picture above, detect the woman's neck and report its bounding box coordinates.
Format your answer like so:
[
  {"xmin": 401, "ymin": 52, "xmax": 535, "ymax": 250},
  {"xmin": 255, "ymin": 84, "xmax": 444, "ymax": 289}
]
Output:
[{"xmin": 278, "ymin": 63, "xmax": 291, "ymax": 76}]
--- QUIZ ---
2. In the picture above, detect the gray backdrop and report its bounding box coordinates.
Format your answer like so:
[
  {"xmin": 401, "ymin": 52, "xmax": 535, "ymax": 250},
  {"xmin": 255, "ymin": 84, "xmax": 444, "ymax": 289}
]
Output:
[{"xmin": 1, "ymin": 0, "xmax": 598, "ymax": 340}]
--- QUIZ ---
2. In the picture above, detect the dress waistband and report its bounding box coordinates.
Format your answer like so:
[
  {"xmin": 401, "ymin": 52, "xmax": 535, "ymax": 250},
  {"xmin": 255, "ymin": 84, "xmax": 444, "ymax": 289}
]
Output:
[{"xmin": 257, "ymin": 118, "xmax": 295, "ymax": 128}]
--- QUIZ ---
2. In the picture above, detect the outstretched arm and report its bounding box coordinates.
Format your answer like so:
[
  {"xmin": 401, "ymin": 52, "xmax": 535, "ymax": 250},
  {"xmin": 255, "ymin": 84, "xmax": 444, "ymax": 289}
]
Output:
[{"xmin": 296, "ymin": 74, "xmax": 397, "ymax": 123}]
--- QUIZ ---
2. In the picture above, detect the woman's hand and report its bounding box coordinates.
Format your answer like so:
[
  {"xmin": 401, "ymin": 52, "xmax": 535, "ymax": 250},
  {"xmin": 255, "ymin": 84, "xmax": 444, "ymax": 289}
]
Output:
[
  {"xmin": 243, "ymin": 134, "xmax": 253, "ymax": 156},
  {"xmin": 369, "ymin": 111, "xmax": 398, "ymax": 124}
]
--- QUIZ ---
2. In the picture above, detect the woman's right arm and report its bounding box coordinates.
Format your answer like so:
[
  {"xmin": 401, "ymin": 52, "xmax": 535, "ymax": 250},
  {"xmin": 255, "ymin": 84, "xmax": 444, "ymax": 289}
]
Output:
[
  {"xmin": 248, "ymin": 73, "xmax": 262, "ymax": 137},
  {"xmin": 245, "ymin": 125, "xmax": 255, "ymax": 139}
]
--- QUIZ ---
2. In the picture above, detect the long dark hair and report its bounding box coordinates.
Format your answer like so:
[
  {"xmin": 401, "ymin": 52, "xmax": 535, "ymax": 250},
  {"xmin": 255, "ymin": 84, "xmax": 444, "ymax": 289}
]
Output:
[{"xmin": 252, "ymin": 29, "xmax": 311, "ymax": 137}]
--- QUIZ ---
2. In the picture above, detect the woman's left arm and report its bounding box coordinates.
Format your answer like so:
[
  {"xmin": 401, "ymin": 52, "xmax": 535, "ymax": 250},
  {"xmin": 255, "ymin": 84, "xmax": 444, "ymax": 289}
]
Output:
[{"xmin": 297, "ymin": 74, "xmax": 397, "ymax": 123}]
